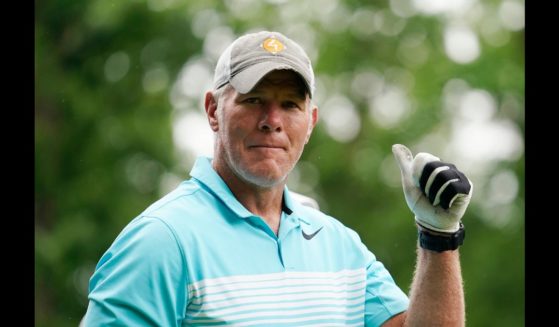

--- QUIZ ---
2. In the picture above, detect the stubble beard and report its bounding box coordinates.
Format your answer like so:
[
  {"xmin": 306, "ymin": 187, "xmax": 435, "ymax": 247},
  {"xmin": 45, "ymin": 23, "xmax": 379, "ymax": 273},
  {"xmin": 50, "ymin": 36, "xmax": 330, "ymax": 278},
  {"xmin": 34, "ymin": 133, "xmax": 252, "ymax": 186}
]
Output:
[{"xmin": 224, "ymin": 147, "xmax": 293, "ymax": 189}]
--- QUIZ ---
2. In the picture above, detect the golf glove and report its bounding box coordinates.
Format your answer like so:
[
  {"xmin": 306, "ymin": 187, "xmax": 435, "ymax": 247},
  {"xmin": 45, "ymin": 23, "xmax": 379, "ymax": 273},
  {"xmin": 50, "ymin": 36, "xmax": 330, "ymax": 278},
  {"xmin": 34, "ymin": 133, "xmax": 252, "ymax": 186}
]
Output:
[{"xmin": 392, "ymin": 144, "xmax": 473, "ymax": 233}]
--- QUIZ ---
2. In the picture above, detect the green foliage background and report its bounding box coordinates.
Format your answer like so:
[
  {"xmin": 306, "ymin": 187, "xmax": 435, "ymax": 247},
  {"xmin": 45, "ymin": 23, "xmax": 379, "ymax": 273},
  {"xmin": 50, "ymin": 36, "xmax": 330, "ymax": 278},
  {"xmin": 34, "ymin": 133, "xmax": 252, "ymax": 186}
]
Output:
[{"xmin": 36, "ymin": 0, "xmax": 524, "ymax": 326}]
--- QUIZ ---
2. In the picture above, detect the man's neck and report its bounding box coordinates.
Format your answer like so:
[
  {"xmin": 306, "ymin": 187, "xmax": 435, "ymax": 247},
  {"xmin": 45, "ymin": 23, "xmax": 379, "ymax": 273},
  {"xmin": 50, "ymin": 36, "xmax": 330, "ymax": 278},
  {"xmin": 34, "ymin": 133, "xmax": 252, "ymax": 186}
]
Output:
[
  {"xmin": 234, "ymin": 186, "xmax": 284, "ymax": 235},
  {"xmin": 213, "ymin": 162, "xmax": 285, "ymax": 235}
]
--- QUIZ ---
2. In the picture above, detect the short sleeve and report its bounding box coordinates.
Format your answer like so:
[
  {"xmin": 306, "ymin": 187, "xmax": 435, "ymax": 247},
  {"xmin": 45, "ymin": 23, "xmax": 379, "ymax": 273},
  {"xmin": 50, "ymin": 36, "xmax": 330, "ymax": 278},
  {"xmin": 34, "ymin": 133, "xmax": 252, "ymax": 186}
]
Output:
[
  {"xmin": 363, "ymin": 258, "xmax": 409, "ymax": 326},
  {"xmin": 83, "ymin": 216, "xmax": 188, "ymax": 326},
  {"xmin": 345, "ymin": 228, "xmax": 409, "ymax": 326}
]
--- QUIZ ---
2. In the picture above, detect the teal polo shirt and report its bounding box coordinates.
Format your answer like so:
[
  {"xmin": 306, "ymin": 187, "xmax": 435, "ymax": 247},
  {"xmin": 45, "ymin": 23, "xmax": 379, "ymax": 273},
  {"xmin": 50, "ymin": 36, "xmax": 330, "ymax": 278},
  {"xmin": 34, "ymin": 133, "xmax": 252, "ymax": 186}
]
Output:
[{"xmin": 84, "ymin": 157, "xmax": 409, "ymax": 326}]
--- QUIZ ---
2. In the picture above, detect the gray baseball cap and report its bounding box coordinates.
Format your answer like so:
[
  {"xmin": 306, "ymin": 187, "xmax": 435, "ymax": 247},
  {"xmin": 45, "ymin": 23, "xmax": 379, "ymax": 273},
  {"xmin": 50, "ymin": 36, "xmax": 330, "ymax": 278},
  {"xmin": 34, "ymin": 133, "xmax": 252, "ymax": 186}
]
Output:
[{"xmin": 213, "ymin": 31, "xmax": 315, "ymax": 98}]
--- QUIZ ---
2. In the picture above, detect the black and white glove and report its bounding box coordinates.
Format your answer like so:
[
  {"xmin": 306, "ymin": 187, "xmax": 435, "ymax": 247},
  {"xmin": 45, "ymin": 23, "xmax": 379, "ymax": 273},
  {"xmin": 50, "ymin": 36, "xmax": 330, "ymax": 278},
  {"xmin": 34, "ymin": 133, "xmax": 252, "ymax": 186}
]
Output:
[{"xmin": 392, "ymin": 144, "xmax": 473, "ymax": 234}]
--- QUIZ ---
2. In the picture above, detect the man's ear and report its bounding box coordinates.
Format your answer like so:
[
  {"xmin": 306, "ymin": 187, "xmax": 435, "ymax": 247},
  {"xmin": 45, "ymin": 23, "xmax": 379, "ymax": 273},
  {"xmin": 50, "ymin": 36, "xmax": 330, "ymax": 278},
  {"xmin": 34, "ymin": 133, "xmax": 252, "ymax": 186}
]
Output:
[
  {"xmin": 205, "ymin": 91, "xmax": 219, "ymax": 132},
  {"xmin": 305, "ymin": 105, "xmax": 318, "ymax": 144}
]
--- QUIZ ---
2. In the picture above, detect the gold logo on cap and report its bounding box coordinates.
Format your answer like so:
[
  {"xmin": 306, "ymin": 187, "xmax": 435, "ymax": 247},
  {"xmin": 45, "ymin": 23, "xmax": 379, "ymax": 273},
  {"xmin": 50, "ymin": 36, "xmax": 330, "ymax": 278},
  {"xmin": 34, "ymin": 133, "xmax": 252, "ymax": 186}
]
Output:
[{"xmin": 262, "ymin": 37, "xmax": 285, "ymax": 54}]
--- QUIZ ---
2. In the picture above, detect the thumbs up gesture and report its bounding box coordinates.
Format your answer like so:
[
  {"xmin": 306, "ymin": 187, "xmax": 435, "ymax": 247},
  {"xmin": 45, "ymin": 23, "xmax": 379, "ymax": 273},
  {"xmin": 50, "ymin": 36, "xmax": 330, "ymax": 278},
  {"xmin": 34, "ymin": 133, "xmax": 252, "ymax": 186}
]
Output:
[{"xmin": 392, "ymin": 144, "xmax": 473, "ymax": 233}]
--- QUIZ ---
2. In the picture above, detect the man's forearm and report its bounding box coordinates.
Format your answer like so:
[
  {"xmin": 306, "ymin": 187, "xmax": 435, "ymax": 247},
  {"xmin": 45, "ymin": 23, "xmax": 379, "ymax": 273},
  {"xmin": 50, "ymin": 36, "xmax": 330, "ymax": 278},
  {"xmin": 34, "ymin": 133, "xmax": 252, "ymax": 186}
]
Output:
[{"xmin": 405, "ymin": 248, "xmax": 464, "ymax": 327}]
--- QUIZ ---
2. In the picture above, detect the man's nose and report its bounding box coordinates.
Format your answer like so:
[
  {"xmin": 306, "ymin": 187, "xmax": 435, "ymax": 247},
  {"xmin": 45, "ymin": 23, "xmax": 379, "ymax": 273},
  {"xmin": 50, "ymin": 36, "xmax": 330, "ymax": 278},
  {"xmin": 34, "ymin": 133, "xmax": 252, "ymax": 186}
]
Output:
[{"xmin": 258, "ymin": 102, "xmax": 283, "ymax": 132}]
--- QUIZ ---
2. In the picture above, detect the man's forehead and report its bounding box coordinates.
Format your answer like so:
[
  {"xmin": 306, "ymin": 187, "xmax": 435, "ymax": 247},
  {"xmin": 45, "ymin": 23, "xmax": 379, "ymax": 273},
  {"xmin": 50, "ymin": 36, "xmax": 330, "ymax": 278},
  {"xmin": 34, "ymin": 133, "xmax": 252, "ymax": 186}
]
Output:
[{"xmin": 252, "ymin": 70, "xmax": 308, "ymax": 95}]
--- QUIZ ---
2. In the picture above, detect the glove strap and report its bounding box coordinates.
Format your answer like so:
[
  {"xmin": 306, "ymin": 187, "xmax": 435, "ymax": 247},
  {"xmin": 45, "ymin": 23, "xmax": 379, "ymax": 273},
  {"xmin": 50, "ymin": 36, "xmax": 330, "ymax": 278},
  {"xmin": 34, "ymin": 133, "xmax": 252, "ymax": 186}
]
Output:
[{"xmin": 418, "ymin": 222, "xmax": 465, "ymax": 252}]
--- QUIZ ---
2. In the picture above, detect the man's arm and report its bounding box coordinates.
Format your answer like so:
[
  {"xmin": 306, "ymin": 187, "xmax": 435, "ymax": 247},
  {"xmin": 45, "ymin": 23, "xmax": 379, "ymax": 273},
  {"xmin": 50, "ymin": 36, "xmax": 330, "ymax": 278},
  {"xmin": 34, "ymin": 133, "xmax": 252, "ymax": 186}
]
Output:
[
  {"xmin": 382, "ymin": 249, "xmax": 464, "ymax": 327},
  {"xmin": 84, "ymin": 217, "xmax": 188, "ymax": 326},
  {"xmin": 407, "ymin": 249, "xmax": 464, "ymax": 325},
  {"xmin": 386, "ymin": 144, "xmax": 472, "ymax": 327}
]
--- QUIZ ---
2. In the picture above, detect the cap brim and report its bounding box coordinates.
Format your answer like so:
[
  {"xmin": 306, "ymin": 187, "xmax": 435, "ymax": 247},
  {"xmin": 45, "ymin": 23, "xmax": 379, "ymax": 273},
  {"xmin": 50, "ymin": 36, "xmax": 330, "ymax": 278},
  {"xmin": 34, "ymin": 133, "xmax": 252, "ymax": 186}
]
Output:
[{"xmin": 230, "ymin": 61, "xmax": 312, "ymax": 96}]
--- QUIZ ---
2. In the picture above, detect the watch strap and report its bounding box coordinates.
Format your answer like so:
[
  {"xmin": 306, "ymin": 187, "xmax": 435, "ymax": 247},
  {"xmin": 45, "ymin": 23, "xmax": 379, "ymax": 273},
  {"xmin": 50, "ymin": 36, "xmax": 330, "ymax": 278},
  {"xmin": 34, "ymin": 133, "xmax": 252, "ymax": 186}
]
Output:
[{"xmin": 418, "ymin": 222, "xmax": 465, "ymax": 252}]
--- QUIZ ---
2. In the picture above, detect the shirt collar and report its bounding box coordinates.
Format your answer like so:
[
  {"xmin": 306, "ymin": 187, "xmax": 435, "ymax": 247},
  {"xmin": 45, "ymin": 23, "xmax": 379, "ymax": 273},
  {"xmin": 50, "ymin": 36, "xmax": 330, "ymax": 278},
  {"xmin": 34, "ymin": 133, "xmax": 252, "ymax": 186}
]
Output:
[
  {"xmin": 190, "ymin": 157, "xmax": 254, "ymax": 218},
  {"xmin": 281, "ymin": 187, "xmax": 311, "ymax": 225}
]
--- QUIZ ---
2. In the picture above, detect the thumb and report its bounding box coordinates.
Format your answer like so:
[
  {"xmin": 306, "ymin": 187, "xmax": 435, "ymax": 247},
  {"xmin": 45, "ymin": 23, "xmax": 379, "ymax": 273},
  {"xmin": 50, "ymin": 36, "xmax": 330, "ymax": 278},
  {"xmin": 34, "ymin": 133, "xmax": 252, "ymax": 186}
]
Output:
[{"xmin": 392, "ymin": 144, "xmax": 413, "ymax": 180}]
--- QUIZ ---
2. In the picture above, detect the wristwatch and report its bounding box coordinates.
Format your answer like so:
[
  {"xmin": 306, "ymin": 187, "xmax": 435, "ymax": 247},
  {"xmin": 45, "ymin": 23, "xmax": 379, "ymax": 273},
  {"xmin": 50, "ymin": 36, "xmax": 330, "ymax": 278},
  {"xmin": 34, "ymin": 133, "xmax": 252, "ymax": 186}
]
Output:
[{"xmin": 418, "ymin": 223, "xmax": 465, "ymax": 252}]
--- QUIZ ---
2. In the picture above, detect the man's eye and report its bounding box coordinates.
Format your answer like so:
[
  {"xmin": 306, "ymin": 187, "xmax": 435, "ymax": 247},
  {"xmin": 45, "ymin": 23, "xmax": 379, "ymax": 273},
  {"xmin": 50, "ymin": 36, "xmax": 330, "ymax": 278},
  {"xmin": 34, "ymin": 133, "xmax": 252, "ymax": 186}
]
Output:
[
  {"xmin": 244, "ymin": 98, "xmax": 261, "ymax": 104},
  {"xmin": 283, "ymin": 101, "xmax": 300, "ymax": 109}
]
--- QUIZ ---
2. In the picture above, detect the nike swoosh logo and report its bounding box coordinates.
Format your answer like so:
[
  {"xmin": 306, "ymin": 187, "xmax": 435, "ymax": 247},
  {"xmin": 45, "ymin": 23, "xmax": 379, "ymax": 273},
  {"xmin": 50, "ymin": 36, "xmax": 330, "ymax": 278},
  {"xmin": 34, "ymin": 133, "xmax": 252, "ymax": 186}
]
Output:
[{"xmin": 302, "ymin": 227, "xmax": 323, "ymax": 240}]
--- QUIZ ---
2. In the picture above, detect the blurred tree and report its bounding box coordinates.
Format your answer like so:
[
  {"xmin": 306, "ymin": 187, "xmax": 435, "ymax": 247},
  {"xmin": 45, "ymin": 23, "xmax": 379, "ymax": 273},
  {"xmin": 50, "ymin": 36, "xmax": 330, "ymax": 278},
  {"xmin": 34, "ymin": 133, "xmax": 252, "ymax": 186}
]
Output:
[{"xmin": 36, "ymin": 0, "xmax": 524, "ymax": 326}]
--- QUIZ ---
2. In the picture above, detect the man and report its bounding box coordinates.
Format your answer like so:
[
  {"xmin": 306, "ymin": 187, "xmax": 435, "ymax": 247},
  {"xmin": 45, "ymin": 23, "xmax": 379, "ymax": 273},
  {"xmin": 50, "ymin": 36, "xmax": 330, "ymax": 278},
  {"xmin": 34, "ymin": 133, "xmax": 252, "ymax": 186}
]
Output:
[{"xmin": 83, "ymin": 31, "xmax": 472, "ymax": 326}]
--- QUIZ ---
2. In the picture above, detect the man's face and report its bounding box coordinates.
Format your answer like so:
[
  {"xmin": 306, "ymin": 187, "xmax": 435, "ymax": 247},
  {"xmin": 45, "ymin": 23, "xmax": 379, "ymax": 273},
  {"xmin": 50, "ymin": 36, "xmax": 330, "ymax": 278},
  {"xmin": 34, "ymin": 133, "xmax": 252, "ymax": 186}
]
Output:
[{"xmin": 208, "ymin": 69, "xmax": 318, "ymax": 188}]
